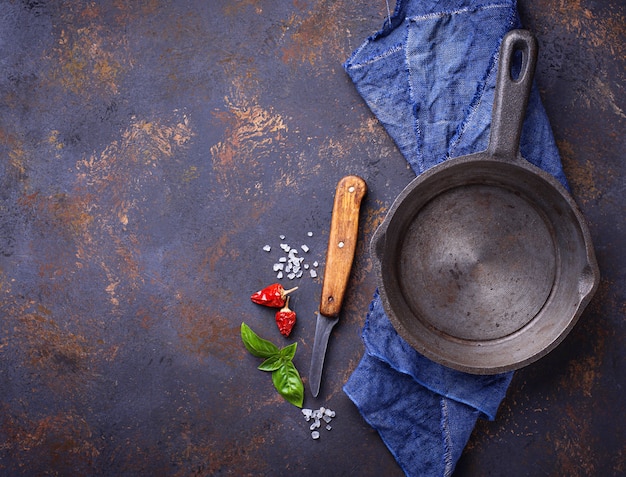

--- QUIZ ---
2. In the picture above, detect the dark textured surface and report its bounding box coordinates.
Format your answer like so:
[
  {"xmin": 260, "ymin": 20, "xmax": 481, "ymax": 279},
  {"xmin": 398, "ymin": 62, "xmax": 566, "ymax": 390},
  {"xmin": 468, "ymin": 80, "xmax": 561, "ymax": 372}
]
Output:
[{"xmin": 0, "ymin": 1, "xmax": 623, "ymax": 475}]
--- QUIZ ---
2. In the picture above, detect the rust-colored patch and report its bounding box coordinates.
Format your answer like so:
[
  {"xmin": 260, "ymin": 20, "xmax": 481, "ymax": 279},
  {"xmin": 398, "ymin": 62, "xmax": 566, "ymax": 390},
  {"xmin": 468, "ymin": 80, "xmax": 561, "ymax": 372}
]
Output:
[
  {"xmin": 204, "ymin": 231, "xmax": 239, "ymax": 274},
  {"xmin": 316, "ymin": 137, "xmax": 349, "ymax": 167},
  {"xmin": 23, "ymin": 192, "xmax": 95, "ymax": 237},
  {"xmin": 547, "ymin": 0, "xmax": 625, "ymax": 59},
  {"xmin": 112, "ymin": 0, "xmax": 160, "ymax": 21},
  {"xmin": 0, "ymin": 129, "xmax": 29, "ymax": 182},
  {"xmin": 0, "ymin": 408, "xmax": 99, "ymax": 465},
  {"xmin": 10, "ymin": 112, "xmax": 195, "ymax": 319},
  {"xmin": 75, "ymin": 112, "xmax": 193, "ymax": 256},
  {"xmin": 52, "ymin": 26, "xmax": 126, "ymax": 97},
  {"xmin": 560, "ymin": 352, "xmax": 602, "ymax": 399},
  {"xmin": 182, "ymin": 165, "xmax": 199, "ymax": 182},
  {"xmin": 553, "ymin": 277, "xmax": 610, "ymax": 400},
  {"xmin": 170, "ymin": 298, "xmax": 244, "ymax": 364},
  {"xmin": 14, "ymin": 312, "xmax": 91, "ymax": 396},
  {"xmin": 210, "ymin": 93, "xmax": 288, "ymax": 196},
  {"xmin": 280, "ymin": 0, "xmax": 351, "ymax": 67},
  {"xmin": 557, "ymin": 140, "xmax": 604, "ymax": 203},
  {"xmin": 548, "ymin": 404, "xmax": 598, "ymax": 476},
  {"xmin": 222, "ymin": 0, "xmax": 262, "ymax": 16},
  {"xmin": 540, "ymin": 0, "xmax": 625, "ymax": 117},
  {"xmin": 172, "ymin": 430, "xmax": 271, "ymax": 476}
]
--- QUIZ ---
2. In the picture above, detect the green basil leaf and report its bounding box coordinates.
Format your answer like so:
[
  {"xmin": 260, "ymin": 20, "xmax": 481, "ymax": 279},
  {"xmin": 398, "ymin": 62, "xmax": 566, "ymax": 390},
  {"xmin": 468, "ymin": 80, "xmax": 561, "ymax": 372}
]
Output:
[
  {"xmin": 257, "ymin": 355, "xmax": 284, "ymax": 371},
  {"xmin": 240, "ymin": 322, "xmax": 280, "ymax": 358},
  {"xmin": 279, "ymin": 342, "xmax": 297, "ymax": 361},
  {"xmin": 272, "ymin": 361, "xmax": 304, "ymax": 408}
]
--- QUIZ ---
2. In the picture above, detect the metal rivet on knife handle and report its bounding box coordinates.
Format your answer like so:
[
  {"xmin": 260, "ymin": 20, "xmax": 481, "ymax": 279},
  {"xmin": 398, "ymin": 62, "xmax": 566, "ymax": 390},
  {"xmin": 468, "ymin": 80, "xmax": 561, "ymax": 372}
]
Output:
[
  {"xmin": 309, "ymin": 175, "xmax": 367, "ymax": 398},
  {"xmin": 319, "ymin": 175, "xmax": 367, "ymax": 318}
]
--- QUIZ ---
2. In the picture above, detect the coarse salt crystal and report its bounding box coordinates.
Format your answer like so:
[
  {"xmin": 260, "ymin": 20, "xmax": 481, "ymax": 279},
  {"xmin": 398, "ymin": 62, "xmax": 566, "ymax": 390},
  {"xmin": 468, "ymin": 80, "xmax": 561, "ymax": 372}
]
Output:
[
  {"xmin": 303, "ymin": 406, "xmax": 335, "ymax": 440},
  {"xmin": 262, "ymin": 232, "xmax": 320, "ymax": 283}
]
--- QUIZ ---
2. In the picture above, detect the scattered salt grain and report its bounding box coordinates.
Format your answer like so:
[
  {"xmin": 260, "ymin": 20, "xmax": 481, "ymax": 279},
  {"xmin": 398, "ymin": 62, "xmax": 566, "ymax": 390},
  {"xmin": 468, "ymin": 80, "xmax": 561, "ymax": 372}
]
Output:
[
  {"xmin": 262, "ymin": 233, "xmax": 320, "ymax": 282},
  {"xmin": 302, "ymin": 407, "xmax": 336, "ymax": 440}
]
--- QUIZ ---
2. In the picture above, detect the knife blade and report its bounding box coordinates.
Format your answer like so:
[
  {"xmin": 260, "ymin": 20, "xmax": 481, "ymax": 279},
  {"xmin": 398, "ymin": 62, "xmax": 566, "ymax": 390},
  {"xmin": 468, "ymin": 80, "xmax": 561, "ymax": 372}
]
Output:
[{"xmin": 309, "ymin": 175, "xmax": 367, "ymax": 397}]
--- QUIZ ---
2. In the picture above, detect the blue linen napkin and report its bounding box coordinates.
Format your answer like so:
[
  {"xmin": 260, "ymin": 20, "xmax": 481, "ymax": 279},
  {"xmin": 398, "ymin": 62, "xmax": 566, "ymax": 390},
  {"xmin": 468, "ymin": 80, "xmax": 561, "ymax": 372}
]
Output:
[{"xmin": 342, "ymin": 1, "xmax": 568, "ymax": 475}]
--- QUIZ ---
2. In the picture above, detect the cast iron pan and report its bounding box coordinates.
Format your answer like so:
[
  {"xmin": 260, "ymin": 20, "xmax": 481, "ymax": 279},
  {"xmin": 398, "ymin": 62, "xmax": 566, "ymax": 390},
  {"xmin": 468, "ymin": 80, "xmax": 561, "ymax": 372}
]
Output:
[{"xmin": 372, "ymin": 30, "xmax": 600, "ymax": 374}]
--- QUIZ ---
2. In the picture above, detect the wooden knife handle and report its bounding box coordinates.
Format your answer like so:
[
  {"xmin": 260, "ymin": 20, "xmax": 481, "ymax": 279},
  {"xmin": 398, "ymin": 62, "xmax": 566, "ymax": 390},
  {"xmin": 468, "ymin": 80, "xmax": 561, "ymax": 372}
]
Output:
[{"xmin": 319, "ymin": 175, "xmax": 367, "ymax": 318}]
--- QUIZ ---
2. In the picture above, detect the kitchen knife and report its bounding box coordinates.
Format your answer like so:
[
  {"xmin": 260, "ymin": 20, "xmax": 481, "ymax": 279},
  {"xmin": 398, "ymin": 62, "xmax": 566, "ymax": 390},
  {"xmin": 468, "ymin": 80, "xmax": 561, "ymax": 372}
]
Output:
[{"xmin": 309, "ymin": 175, "xmax": 367, "ymax": 397}]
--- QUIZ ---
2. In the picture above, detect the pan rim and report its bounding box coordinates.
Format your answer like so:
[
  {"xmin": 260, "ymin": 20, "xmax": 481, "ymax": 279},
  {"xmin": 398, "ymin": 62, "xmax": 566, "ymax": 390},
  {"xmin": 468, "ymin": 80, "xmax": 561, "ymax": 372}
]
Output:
[{"xmin": 372, "ymin": 154, "xmax": 600, "ymax": 374}]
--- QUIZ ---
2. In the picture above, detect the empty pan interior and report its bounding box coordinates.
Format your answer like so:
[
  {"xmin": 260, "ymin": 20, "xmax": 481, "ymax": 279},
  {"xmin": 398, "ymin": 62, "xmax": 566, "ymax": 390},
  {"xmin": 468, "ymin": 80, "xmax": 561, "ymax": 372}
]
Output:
[{"xmin": 399, "ymin": 181, "xmax": 556, "ymax": 341}]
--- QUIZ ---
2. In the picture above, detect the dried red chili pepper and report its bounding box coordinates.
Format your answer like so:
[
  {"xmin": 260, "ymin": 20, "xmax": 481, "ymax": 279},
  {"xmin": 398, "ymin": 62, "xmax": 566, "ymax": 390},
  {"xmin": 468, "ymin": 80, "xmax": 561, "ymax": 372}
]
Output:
[
  {"xmin": 275, "ymin": 297, "xmax": 297, "ymax": 337},
  {"xmin": 250, "ymin": 283, "xmax": 298, "ymax": 308}
]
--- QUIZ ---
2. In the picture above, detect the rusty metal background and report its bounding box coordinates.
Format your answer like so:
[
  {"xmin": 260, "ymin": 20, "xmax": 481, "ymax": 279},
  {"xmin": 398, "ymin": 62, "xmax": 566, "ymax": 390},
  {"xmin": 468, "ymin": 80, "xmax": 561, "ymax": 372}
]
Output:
[{"xmin": 0, "ymin": 1, "xmax": 623, "ymax": 476}]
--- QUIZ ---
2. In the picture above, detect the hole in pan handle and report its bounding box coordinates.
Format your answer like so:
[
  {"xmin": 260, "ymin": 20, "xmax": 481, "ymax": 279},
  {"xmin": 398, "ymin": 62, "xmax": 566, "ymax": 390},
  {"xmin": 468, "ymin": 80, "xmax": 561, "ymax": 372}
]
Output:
[{"xmin": 487, "ymin": 29, "xmax": 538, "ymax": 160}]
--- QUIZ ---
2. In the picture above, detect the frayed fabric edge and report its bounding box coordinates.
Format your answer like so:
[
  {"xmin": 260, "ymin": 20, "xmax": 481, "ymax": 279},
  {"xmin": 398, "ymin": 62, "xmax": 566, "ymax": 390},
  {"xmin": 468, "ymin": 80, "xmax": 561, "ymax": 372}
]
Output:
[{"xmin": 343, "ymin": 372, "xmax": 413, "ymax": 477}]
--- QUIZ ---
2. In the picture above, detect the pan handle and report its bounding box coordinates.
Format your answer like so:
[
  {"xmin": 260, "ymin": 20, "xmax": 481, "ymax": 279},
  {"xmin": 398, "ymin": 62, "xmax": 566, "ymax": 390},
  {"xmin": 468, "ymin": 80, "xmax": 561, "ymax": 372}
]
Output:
[{"xmin": 487, "ymin": 29, "xmax": 538, "ymax": 160}]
